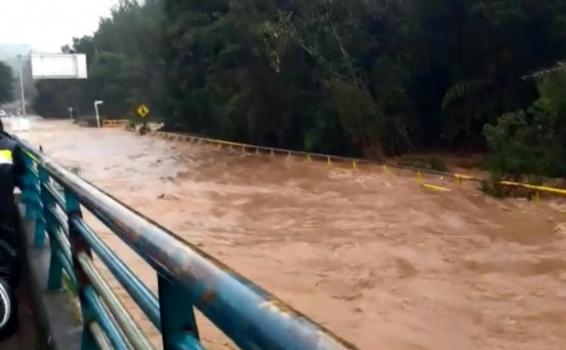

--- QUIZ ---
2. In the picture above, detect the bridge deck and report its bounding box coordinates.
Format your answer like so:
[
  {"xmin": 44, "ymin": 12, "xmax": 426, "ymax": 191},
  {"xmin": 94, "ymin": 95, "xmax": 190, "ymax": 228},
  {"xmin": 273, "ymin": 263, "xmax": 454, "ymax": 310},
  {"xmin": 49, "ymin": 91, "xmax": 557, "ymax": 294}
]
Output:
[
  {"xmin": 1, "ymin": 334, "xmax": 19, "ymax": 349},
  {"xmin": 0, "ymin": 280, "xmax": 37, "ymax": 349}
]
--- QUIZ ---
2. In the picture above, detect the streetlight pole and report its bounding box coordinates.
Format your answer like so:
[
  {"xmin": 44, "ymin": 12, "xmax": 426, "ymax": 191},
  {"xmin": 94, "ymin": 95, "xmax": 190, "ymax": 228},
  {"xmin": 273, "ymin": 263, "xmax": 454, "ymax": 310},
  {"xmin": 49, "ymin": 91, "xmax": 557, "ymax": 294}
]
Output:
[
  {"xmin": 18, "ymin": 55, "xmax": 26, "ymax": 115},
  {"xmin": 94, "ymin": 100, "xmax": 104, "ymax": 128}
]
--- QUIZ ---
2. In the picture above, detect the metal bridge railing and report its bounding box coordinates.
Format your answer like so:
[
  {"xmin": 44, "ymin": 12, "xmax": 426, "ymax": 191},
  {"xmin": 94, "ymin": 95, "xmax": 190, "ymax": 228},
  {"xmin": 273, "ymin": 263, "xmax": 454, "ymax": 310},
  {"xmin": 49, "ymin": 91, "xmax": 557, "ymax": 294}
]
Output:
[
  {"xmin": 154, "ymin": 131, "xmax": 566, "ymax": 197},
  {"xmin": 16, "ymin": 137, "xmax": 355, "ymax": 350}
]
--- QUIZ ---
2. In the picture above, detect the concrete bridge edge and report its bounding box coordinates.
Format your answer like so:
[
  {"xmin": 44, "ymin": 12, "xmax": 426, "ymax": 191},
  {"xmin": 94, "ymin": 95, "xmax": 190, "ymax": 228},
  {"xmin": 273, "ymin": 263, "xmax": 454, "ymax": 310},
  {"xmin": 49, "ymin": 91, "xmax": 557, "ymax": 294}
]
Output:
[{"xmin": 18, "ymin": 201, "xmax": 82, "ymax": 350}]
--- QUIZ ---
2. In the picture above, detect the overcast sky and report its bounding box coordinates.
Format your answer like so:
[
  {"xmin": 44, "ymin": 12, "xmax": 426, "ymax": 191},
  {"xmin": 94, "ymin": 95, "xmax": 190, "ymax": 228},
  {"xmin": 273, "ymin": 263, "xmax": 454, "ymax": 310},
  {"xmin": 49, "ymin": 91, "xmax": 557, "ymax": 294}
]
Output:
[{"xmin": 0, "ymin": 0, "xmax": 120, "ymax": 52}]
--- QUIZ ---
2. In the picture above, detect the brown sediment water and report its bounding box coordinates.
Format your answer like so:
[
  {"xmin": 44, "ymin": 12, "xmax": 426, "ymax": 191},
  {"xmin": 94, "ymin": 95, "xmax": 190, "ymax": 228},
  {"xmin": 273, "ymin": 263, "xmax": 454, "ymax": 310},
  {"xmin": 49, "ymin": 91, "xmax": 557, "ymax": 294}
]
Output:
[{"xmin": 15, "ymin": 119, "xmax": 566, "ymax": 350}]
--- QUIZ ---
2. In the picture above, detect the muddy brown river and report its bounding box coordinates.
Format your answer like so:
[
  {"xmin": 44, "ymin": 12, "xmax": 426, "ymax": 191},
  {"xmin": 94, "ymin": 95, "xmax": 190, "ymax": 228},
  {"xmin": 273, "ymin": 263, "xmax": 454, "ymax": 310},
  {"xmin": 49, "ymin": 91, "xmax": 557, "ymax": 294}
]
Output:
[{"xmin": 12, "ymin": 119, "xmax": 566, "ymax": 349}]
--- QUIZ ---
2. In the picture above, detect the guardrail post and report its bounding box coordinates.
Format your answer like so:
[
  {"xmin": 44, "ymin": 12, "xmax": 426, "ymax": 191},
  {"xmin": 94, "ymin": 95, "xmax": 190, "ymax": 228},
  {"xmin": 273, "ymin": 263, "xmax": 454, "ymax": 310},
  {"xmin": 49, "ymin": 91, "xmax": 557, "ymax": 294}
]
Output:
[
  {"xmin": 20, "ymin": 152, "xmax": 46, "ymax": 247},
  {"xmin": 158, "ymin": 276, "xmax": 200, "ymax": 349},
  {"xmin": 65, "ymin": 189, "xmax": 96, "ymax": 350},
  {"xmin": 40, "ymin": 167, "xmax": 64, "ymax": 290},
  {"xmin": 38, "ymin": 164, "xmax": 49, "ymax": 247}
]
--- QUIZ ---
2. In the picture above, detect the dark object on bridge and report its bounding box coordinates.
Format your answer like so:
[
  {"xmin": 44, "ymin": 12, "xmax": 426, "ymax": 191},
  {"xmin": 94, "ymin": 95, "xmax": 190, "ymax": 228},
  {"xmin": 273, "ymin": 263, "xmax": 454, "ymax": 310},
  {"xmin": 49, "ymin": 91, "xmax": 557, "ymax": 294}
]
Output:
[
  {"xmin": 0, "ymin": 278, "xmax": 16, "ymax": 340},
  {"xmin": 0, "ymin": 221, "xmax": 20, "ymax": 341},
  {"xmin": 0, "ymin": 130, "xmax": 25, "ymax": 341}
]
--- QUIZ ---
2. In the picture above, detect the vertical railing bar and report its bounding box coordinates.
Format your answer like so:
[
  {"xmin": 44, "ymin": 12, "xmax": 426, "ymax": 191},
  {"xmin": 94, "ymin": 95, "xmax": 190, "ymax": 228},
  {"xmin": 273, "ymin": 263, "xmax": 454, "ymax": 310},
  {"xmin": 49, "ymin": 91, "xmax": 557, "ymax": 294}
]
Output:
[
  {"xmin": 72, "ymin": 217, "xmax": 161, "ymax": 328},
  {"xmin": 89, "ymin": 321, "xmax": 114, "ymax": 350},
  {"xmin": 44, "ymin": 200, "xmax": 69, "ymax": 234},
  {"xmin": 97, "ymin": 291, "xmax": 135, "ymax": 350},
  {"xmin": 172, "ymin": 333, "xmax": 207, "ymax": 350},
  {"xmin": 158, "ymin": 276, "xmax": 200, "ymax": 350},
  {"xmin": 38, "ymin": 166, "xmax": 64, "ymax": 290},
  {"xmin": 65, "ymin": 188, "xmax": 97, "ymax": 350},
  {"xmin": 35, "ymin": 165, "xmax": 50, "ymax": 247},
  {"xmin": 25, "ymin": 165, "xmax": 39, "ymax": 177},
  {"xmin": 77, "ymin": 252, "xmax": 155, "ymax": 350},
  {"xmin": 22, "ymin": 157, "xmax": 45, "ymax": 247},
  {"xmin": 83, "ymin": 287, "xmax": 131, "ymax": 350},
  {"xmin": 56, "ymin": 251, "xmax": 77, "ymax": 286},
  {"xmin": 42, "ymin": 180, "xmax": 66, "ymax": 210},
  {"xmin": 46, "ymin": 219, "xmax": 72, "ymax": 258}
]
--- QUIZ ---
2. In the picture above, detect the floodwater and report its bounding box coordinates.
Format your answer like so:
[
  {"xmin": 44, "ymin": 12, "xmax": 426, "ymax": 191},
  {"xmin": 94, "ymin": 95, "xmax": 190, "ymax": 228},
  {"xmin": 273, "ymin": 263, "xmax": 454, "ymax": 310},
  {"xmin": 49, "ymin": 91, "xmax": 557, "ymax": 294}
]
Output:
[{"xmin": 14, "ymin": 119, "xmax": 566, "ymax": 350}]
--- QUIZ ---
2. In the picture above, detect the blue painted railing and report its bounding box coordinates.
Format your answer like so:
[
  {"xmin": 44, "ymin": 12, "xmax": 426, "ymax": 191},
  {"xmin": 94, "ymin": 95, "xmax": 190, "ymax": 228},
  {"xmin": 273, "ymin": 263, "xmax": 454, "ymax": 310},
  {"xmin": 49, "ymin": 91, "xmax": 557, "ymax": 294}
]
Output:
[{"xmin": 16, "ymin": 138, "xmax": 355, "ymax": 350}]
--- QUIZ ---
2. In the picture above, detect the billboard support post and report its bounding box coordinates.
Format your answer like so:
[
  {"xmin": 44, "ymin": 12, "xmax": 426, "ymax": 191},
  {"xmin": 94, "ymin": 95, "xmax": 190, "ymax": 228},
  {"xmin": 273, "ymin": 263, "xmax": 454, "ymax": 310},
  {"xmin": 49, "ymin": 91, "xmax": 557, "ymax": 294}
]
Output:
[
  {"xmin": 18, "ymin": 55, "xmax": 26, "ymax": 115},
  {"xmin": 13, "ymin": 53, "xmax": 88, "ymax": 118}
]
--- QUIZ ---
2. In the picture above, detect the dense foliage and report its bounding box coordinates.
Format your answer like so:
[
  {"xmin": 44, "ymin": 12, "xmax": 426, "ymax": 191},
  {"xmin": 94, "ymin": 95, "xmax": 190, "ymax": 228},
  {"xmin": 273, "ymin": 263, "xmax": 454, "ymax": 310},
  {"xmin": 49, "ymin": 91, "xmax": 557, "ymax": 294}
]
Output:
[
  {"xmin": 33, "ymin": 0, "xmax": 566, "ymax": 176},
  {"xmin": 164, "ymin": 0, "xmax": 566, "ymax": 158},
  {"xmin": 484, "ymin": 71, "xmax": 566, "ymax": 177},
  {"xmin": 0, "ymin": 62, "xmax": 13, "ymax": 103}
]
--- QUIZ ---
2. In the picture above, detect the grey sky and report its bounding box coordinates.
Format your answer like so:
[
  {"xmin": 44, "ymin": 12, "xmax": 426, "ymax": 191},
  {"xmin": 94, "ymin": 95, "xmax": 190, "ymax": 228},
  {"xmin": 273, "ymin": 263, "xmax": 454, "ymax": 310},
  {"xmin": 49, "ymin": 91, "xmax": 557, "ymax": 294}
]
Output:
[{"xmin": 0, "ymin": 0, "xmax": 120, "ymax": 52}]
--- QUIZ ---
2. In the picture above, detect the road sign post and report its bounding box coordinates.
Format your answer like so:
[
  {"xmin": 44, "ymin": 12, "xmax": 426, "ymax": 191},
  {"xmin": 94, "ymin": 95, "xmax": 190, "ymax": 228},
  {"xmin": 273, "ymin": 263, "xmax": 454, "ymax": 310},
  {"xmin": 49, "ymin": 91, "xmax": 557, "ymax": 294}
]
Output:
[
  {"xmin": 136, "ymin": 104, "xmax": 150, "ymax": 119},
  {"xmin": 136, "ymin": 104, "xmax": 151, "ymax": 134},
  {"xmin": 94, "ymin": 101, "xmax": 104, "ymax": 129}
]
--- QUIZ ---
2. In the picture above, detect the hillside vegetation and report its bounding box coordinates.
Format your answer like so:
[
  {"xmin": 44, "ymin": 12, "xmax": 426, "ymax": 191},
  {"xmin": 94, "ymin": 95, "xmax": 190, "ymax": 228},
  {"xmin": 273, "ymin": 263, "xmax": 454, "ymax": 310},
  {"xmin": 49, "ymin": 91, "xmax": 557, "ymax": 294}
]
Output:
[{"xmin": 33, "ymin": 0, "xmax": 566, "ymax": 177}]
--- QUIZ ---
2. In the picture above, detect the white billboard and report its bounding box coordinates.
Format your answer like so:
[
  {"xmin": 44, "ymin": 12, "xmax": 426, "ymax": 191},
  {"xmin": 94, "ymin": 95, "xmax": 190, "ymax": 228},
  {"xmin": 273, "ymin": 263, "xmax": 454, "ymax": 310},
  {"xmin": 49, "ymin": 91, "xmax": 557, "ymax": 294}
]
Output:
[{"xmin": 31, "ymin": 54, "xmax": 88, "ymax": 79}]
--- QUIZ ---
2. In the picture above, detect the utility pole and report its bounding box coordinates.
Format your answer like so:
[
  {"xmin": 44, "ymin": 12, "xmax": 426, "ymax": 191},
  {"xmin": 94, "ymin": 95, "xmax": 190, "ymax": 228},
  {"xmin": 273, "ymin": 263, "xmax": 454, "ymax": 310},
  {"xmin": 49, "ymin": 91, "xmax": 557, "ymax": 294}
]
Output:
[{"xmin": 18, "ymin": 55, "xmax": 26, "ymax": 115}]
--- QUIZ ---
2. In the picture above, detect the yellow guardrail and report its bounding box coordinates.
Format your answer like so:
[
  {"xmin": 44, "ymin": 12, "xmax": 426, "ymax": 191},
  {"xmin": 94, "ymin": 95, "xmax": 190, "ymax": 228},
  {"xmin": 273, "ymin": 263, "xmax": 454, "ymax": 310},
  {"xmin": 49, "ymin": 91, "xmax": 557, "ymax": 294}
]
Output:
[
  {"xmin": 498, "ymin": 181, "xmax": 566, "ymax": 196},
  {"xmin": 421, "ymin": 184, "xmax": 451, "ymax": 192},
  {"xmin": 103, "ymin": 119, "xmax": 130, "ymax": 128},
  {"xmin": 152, "ymin": 131, "xmax": 566, "ymax": 197}
]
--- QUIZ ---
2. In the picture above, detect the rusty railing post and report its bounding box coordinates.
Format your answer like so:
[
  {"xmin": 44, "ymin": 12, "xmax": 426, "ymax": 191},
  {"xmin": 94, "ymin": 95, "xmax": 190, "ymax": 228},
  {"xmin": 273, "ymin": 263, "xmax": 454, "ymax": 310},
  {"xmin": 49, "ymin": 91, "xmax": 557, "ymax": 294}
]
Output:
[
  {"xmin": 158, "ymin": 276, "xmax": 200, "ymax": 349},
  {"xmin": 65, "ymin": 189, "xmax": 96, "ymax": 350}
]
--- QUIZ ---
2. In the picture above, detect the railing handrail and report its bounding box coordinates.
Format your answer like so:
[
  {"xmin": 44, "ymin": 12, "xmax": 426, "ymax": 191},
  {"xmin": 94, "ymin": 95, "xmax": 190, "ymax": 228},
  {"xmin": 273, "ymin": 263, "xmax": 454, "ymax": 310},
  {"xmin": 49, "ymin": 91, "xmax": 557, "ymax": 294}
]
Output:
[
  {"xmin": 17, "ymin": 137, "xmax": 355, "ymax": 350},
  {"xmin": 155, "ymin": 131, "xmax": 484, "ymax": 182}
]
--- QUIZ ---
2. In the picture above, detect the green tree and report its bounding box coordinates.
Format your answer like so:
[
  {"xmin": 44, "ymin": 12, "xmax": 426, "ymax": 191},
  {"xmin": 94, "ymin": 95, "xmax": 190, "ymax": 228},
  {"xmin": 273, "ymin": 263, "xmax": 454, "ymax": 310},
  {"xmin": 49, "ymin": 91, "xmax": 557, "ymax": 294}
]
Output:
[
  {"xmin": 33, "ymin": 0, "xmax": 166, "ymax": 119},
  {"xmin": 484, "ymin": 71, "xmax": 566, "ymax": 177},
  {"xmin": 32, "ymin": 0, "xmax": 566, "ymax": 175}
]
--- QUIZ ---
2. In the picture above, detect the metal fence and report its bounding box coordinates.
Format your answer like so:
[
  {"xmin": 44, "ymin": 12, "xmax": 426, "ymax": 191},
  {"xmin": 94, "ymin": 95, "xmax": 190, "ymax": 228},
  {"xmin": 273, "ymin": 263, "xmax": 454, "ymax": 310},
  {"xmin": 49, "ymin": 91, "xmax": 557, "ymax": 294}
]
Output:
[
  {"xmin": 154, "ymin": 132, "xmax": 566, "ymax": 197},
  {"xmin": 16, "ymin": 137, "xmax": 355, "ymax": 350}
]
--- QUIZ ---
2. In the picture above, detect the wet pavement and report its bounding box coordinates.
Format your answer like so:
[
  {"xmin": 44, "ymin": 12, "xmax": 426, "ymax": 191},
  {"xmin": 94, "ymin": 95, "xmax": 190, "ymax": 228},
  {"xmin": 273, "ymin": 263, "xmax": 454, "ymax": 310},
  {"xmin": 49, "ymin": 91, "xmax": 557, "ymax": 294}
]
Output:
[
  {"xmin": 13, "ymin": 119, "xmax": 566, "ymax": 350},
  {"xmin": 0, "ymin": 282, "xmax": 38, "ymax": 350}
]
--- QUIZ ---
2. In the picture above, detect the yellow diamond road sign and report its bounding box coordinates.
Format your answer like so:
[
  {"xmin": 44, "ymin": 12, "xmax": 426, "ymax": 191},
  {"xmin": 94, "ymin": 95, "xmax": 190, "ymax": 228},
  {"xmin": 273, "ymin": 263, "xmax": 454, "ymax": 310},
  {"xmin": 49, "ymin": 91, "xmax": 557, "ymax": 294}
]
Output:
[{"xmin": 137, "ymin": 104, "xmax": 150, "ymax": 118}]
